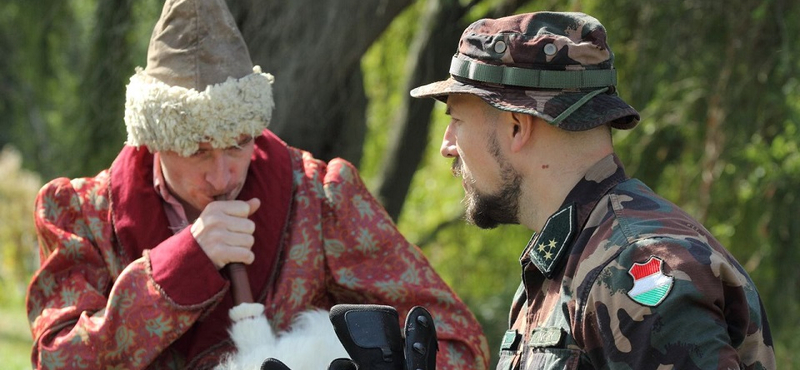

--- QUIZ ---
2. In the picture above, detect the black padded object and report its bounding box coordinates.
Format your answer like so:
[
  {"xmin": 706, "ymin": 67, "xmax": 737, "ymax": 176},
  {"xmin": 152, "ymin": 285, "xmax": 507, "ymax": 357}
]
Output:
[
  {"xmin": 327, "ymin": 358, "xmax": 359, "ymax": 370},
  {"xmin": 260, "ymin": 358, "xmax": 292, "ymax": 370},
  {"xmin": 330, "ymin": 304, "xmax": 405, "ymax": 370},
  {"xmin": 403, "ymin": 306, "xmax": 438, "ymax": 370}
]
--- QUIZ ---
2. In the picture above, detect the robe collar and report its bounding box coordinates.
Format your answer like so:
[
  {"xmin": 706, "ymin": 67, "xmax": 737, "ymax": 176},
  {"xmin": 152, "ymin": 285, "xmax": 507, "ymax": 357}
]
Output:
[{"xmin": 109, "ymin": 128, "xmax": 294, "ymax": 300}]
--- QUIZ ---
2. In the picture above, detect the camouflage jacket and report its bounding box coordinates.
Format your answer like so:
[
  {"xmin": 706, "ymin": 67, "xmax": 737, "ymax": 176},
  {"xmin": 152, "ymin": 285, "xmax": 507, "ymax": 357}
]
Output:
[
  {"xmin": 497, "ymin": 154, "xmax": 775, "ymax": 370},
  {"xmin": 27, "ymin": 129, "xmax": 489, "ymax": 369}
]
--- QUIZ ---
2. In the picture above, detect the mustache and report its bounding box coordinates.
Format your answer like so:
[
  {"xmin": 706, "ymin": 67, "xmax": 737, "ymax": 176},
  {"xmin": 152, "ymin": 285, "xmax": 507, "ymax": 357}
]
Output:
[{"xmin": 451, "ymin": 157, "xmax": 463, "ymax": 178}]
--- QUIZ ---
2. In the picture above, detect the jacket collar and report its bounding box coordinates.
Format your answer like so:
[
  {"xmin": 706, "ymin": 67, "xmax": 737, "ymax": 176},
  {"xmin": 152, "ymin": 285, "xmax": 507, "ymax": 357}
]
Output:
[{"xmin": 523, "ymin": 154, "xmax": 628, "ymax": 278}]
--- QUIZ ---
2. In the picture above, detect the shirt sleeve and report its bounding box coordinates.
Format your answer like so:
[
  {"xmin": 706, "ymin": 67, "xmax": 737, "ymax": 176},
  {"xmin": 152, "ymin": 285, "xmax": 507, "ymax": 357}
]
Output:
[
  {"xmin": 579, "ymin": 237, "xmax": 775, "ymax": 369},
  {"xmin": 27, "ymin": 177, "xmax": 226, "ymax": 369},
  {"xmin": 319, "ymin": 159, "xmax": 490, "ymax": 370}
]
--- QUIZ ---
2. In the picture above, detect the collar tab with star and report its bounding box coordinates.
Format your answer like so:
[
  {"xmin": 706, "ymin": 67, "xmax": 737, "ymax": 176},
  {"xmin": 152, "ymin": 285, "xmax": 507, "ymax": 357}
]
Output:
[{"xmin": 526, "ymin": 203, "xmax": 577, "ymax": 278}]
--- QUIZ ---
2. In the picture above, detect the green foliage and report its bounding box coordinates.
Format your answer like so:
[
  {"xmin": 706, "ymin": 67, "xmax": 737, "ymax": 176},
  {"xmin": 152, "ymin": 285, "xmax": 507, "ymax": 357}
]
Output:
[
  {"xmin": 68, "ymin": 0, "xmax": 161, "ymax": 177},
  {"xmin": 0, "ymin": 147, "xmax": 39, "ymax": 368},
  {"xmin": 0, "ymin": 305, "xmax": 32, "ymax": 370},
  {"xmin": 0, "ymin": 147, "xmax": 41, "ymax": 306},
  {"xmin": 360, "ymin": 1, "xmax": 424, "ymax": 185},
  {"xmin": 0, "ymin": 0, "xmax": 161, "ymax": 180},
  {"xmin": 0, "ymin": 0, "xmax": 86, "ymax": 179}
]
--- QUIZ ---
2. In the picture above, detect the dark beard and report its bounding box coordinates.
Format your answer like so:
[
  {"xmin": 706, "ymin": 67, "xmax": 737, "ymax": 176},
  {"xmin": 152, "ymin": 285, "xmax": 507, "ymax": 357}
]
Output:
[{"xmin": 452, "ymin": 138, "xmax": 521, "ymax": 229}]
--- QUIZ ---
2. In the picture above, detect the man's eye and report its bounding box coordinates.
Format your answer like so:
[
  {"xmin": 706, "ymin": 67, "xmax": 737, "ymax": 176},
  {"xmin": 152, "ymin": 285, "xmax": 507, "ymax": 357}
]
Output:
[
  {"xmin": 225, "ymin": 136, "xmax": 253, "ymax": 151},
  {"xmin": 238, "ymin": 136, "xmax": 253, "ymax": 146}
]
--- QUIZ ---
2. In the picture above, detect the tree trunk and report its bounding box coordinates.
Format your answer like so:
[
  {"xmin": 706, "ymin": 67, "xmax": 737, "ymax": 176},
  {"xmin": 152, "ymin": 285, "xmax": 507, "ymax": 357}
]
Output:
[
  {"xmin": 74, "ymin": 0, "xmax": 137, "ymax": 176},
  {"xmin": 373, "ymin": 0, "xmax": 470, "ymax": 220},
  {"xmin": 228, "ymin": 0, "xmax": 414, "ymax": 167}
]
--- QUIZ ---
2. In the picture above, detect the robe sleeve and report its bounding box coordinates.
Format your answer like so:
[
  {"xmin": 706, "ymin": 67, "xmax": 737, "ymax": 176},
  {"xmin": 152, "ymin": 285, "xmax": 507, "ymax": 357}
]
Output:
[
  {"xmin": 27, "ymin": 177, "xmax": 227, "ymax": 369},
  {"xmin": 320, "ymin": 159, "xmax": 490, "ymax": 370}
]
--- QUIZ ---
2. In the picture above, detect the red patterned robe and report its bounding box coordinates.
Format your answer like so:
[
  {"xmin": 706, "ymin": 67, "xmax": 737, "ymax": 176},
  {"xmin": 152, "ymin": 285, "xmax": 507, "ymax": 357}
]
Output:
[{"xmin": 27, "ymin": 129, "xmax": 489, "ymax": 369}]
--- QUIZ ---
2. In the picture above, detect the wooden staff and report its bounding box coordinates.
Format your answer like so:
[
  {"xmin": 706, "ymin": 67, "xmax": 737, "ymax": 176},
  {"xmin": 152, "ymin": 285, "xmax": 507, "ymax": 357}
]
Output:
[{"xmin": 227, "ymin": 262, "xmax": 254, "ymax": 304}]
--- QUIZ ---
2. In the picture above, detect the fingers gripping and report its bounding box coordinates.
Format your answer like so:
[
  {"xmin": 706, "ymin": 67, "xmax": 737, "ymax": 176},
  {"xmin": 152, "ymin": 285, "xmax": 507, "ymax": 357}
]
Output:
[{"xmin": 191, "ymin": 198, "xmax": 261, "ymax": 269}]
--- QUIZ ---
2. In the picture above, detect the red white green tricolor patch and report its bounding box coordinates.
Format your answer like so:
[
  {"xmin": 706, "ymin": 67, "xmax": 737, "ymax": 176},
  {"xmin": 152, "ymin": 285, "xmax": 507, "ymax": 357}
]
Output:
[{"xmin": 627, "ymin": 256, "xmax": 673, "ymax": 307}]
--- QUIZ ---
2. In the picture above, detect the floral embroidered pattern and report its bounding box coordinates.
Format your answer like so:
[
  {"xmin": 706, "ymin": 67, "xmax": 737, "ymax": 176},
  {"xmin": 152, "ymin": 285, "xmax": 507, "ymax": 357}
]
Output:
[{"xmin": 27, "ymin": 134, "xmax": 489, "ymax": 369}]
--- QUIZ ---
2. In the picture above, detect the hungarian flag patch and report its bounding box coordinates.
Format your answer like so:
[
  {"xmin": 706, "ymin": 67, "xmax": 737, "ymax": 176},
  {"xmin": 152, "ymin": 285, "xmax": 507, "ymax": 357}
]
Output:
[{"xmin": 627, "ymin": 256, "xmax": 673, "ymax": 306}]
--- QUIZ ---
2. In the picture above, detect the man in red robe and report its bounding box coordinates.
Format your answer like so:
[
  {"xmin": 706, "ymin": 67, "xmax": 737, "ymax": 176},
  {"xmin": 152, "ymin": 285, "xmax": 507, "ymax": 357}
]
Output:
[{"xmin": 26, "ymin": 0, "xmax": 489, "ymax": 368}]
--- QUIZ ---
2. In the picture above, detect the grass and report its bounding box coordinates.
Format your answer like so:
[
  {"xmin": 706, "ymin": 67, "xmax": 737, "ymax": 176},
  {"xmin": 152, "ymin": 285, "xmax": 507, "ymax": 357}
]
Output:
[{"xmin": 0, "ymin": 302, "xmax": 33, "ymax": 370}]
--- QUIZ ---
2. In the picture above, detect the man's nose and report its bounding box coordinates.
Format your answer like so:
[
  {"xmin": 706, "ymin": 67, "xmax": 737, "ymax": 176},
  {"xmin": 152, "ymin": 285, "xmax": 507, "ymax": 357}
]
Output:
[
  {"xmin": 205, "ymin": 153, "xmax": 231, "ymax": 191},
  {"xmin": 440, "ymin": 123, "xmax": 458, "ymax": 158}
]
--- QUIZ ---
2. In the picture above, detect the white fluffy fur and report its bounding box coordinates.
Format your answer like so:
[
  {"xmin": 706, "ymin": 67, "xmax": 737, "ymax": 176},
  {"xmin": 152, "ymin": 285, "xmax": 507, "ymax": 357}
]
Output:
[
  {"xmin": 215, "ymin": 303, "xmax": 349, "ymax": 370},
  {"xmin": 124, "ymin": 66, "xmax": 275, "ymax": 157}
]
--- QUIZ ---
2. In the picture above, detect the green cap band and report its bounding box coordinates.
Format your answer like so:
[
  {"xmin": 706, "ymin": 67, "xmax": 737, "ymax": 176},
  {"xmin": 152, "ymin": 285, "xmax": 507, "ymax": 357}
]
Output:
[{"xmin": 449, "ymin": 55, "xmax": 617, "ymax": 89}]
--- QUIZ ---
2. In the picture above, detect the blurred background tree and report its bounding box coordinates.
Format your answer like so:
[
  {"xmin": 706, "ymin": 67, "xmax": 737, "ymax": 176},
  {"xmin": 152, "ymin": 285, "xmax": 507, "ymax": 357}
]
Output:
[
  {"xmin": 0, "ymin": 146, "xmax": 41, "ymax": 367},
  {"xmin": 0, "ymin": 0, "xmax": 797, "ymax": 368}
]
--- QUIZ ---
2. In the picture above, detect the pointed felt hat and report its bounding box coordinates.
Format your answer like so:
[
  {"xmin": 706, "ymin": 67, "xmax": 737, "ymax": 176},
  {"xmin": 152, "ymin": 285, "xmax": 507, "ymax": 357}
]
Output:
[{"xmin": 124, "ymin": 0, "xmax": 274, "ymax": 156}]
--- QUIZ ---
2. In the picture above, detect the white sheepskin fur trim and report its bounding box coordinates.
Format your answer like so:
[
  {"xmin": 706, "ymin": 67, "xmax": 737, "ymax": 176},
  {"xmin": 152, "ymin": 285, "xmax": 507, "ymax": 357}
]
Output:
[
  {"xmin": 216, "ymin": 304, "xmax": 349, "ymax": 370},
  {"xmin": 124, "ymin": 66, "xmax": 275, "ymax": 157}
]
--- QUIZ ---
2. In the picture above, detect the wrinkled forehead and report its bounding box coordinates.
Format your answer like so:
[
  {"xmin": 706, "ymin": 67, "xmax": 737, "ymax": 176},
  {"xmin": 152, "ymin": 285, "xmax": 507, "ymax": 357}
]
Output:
[
  {"xmin": 196, "ymin": 133, "xmax": 253, "ymax": 148},
  {"xmin": 158, "ymin": 134, "xmax": 255, "ymax": 158},
  {"xmin": 445, "ymin": 93, "xmax": 494, "ymax": 113}
]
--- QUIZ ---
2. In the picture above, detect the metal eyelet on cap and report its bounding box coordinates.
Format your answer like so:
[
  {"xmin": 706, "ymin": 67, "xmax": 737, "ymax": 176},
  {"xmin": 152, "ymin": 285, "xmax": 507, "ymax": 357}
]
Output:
[
  {"xmin": 494, "ymin": 40, "xmax": 507, "ymax": 53},
  {"xmin": 544, "ymin": 43, "xmax": 557, "ymax": 55}
]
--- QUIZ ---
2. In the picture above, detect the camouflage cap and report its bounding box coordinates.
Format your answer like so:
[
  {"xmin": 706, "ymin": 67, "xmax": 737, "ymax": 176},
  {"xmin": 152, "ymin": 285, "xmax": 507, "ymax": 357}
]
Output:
[{"xmin": 410, "ymin": 12, "xmax": 640, "ymax": 131}]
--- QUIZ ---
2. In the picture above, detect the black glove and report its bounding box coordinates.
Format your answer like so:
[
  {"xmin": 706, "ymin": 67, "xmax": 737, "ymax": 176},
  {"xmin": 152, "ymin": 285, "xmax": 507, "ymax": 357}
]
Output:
[{"xmin": 329, "ymin": 304, "xmax": 438, "ymax": 370}]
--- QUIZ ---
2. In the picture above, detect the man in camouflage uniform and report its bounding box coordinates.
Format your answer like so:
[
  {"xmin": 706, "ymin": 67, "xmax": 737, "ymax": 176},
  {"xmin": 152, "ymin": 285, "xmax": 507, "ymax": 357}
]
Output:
[{"xmin": 411, "ymin": 11, "xmax": 776, "ymax": 369}]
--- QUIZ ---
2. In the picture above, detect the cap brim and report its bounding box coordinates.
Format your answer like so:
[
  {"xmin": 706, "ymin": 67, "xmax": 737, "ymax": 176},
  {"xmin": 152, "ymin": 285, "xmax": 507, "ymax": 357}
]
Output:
[
  {"xmin": 410, "ymin": 78, "xmax": 472, "ymax": 100},
  {"xmin": 410, "ymin": 77, "xmax": 640, "ymax": 131}
]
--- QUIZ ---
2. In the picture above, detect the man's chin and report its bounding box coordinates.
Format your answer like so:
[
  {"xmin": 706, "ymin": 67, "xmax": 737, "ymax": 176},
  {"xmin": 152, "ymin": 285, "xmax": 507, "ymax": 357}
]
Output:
[
  {"xmin": 464, "ymin": 206, "xmax": 501, "ymax": 230},
  {"xmin": 464, "ymin": 201, "xmax": 519, "ymax": 229},
  {"xmin": 471, "ymin": 218, "xmax": 501, "ymax": 230},
  {"xmin": 468, "ymin": 214, "xmax": 517, "ymax": 230}
]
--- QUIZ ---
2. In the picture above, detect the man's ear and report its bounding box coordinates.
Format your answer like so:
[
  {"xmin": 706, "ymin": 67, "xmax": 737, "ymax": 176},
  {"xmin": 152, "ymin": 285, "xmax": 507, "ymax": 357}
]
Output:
[{"xmin": 510, "ymin": 112, "xmax": 536, "ymax": 153}]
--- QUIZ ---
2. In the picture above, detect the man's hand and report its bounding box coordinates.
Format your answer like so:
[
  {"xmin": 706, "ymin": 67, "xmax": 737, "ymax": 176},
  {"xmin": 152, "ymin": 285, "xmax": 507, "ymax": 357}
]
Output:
[{"xmin": 191, "ymin": 198, "xmax": 261, "ymax": 269}]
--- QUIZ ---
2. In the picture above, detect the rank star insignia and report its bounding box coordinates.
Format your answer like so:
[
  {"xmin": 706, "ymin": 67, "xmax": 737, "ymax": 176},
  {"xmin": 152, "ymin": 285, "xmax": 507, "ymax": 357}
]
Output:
[
  {"xmin": 527, "ymin": 204, "xmax": 576, "ymax": 278},
  {"xmin": 537, "ymin": 239, "xmax": 558, "ymax": 260},
  {"xmin": 538, "ymin": 243, "xmax": 547, "ymax": 253},
  {"xmin": 627, "ymin": 256, "xmax": 674, "ymax": 306}
]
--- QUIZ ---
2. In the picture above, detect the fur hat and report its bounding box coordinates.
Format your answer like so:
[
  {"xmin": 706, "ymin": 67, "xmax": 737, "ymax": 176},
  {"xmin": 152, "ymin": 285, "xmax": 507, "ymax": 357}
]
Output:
[{"xmin": 124, "ymin": 0, "xmax": 274, "ymax": 156}]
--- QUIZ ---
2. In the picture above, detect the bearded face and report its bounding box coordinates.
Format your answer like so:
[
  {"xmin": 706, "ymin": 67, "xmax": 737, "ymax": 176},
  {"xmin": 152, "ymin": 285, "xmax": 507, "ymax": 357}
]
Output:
[{"xmin": 452, "ymin": 134, "xmax": 522, "ymax": 229}]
